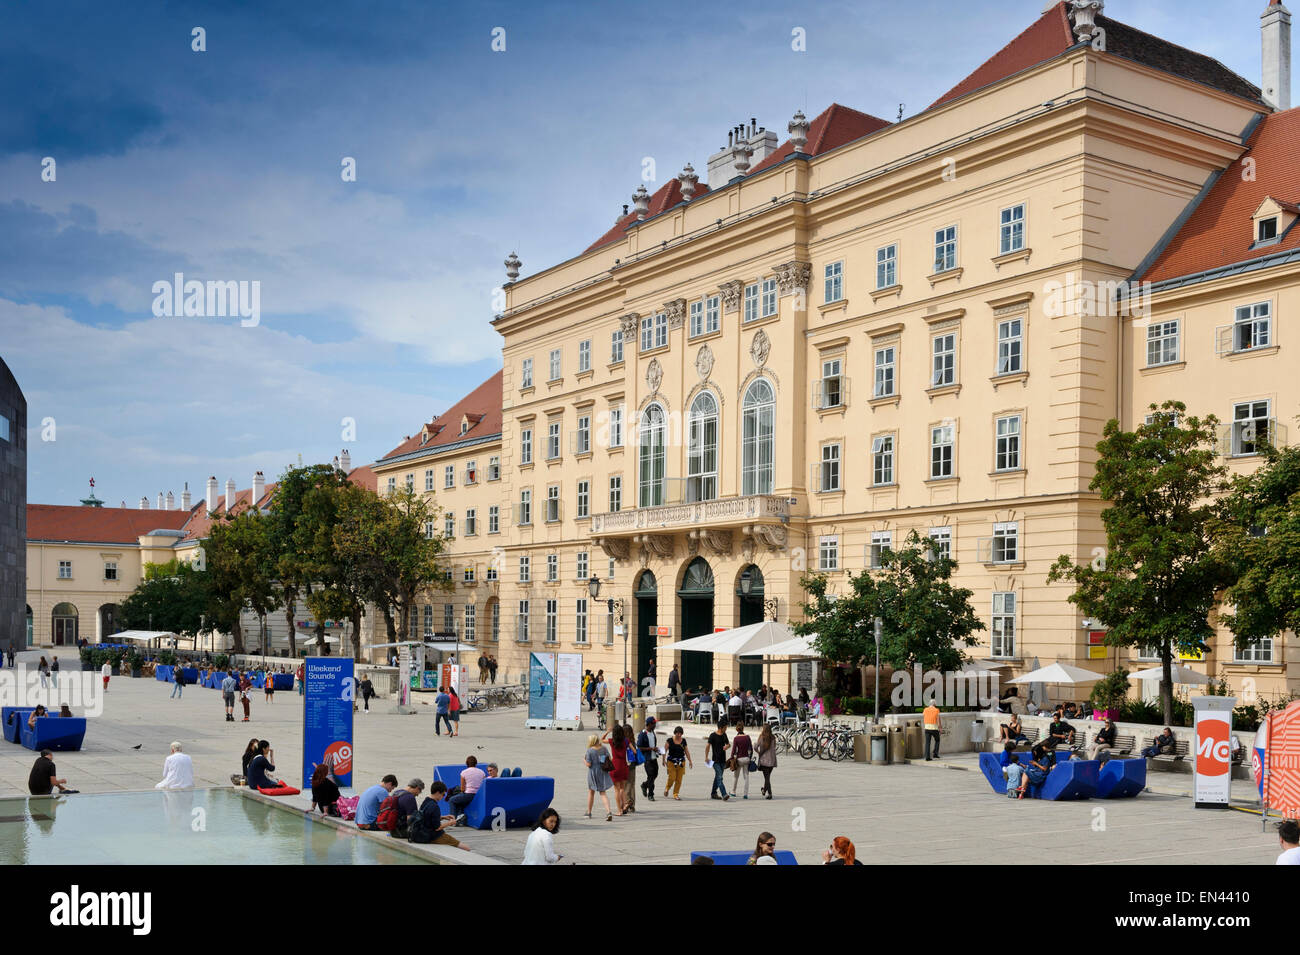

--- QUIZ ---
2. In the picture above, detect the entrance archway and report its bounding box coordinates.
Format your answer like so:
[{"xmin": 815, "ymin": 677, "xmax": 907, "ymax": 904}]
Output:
[
  {"xmin": 736, "ymin": 565, "xmax": 765, "ymax": 691},
  {"xmin": 677, "ymin": 557, "xmax": 715, "ymax": 692},
  {"xmin": 634, "ymin": 570, "xmax": 658, "ymax": 691},
  {"xmin": 98, "ymin": 603, "xmax": 121, "ymax": 641},
  {"xmin": 51, "ymin": 602, "xmax": 78, "ymax": 646},
  {"xmin": 25, "ymin": 605, "xmax": 33, "ymax": 647}
]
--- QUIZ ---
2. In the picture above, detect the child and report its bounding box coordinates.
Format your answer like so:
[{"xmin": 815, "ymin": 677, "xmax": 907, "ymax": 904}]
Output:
[{"xmin": 1003, "ymin": 753, "xmax": 1027, "ymax": 799}]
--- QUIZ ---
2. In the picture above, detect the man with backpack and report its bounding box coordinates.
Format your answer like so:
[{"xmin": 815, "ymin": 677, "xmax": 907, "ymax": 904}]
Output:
[
  {"xmin": 407, "ymin": 781, "xmax": 471, "ymax": 852},
  {"xmin": 376, "ymin": 778, "xmax": 424, "ymax": 838}
]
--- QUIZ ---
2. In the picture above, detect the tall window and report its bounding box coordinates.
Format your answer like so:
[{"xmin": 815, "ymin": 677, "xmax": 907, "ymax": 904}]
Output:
[
  {"xmin": 465, "ymin": 460, "xmax": 477, "ymax": 484},
  {"xmin": 818, "ymin": 536, "xmax": 839, "ymax": 572},
  {"xmin": 1233, "ymin": 302, "xmax": 1271, "ymax": 351},
  {"xmin": 488, "ymin": 505, "xmax": 500, "ymax": 534},
  {"xmin": 546, "ymin": 485, "xmax": 561, "ymax": 523},
  {"xmin": 387, "ymin": 476, "xmax": 396, "ymax": 495},
  {"xmin": 464, "ymin": 604, "xmax": 476, "ymax": 642},
  {"xmin": 744, "ymin": 282, "xmax": 759, "ymax": 323},
  {"xmin": 520, "ymin": 428, "xmax": 532, "ymax": 465},
  {"xmin": 928, "ymin": 526, "xmax": 952, "ymax": 560},
  {"xmin": 872, "ymin": 434, "xmax": 894, "ymax": 486},
  {"xmin": 1146, "ymin": 320, "xmax": 1179, "ymax": 366},
  {"xmin": 705, "ymin": 295, "xmax": 720, "ymax": 334},
  {"xmin": 547, "ymin": 421, "xmax": 561, "ymax": 460},
  {"xmin": 104, "ymin": 561, "xmax": 117, "ymax": 581},
  {"xmin": 576, "ymin": 551, "xmax": 589, "ymax": 579},
  {"xmin": 820, "ymin": 443, "xmax": 841, "ymax": 492},
  {"xmin": 518, "ymin": 489, "xmax": 532, "ymax": 526},
  {"xmin": 549, "ymin": 348, "xmax": 562, "ymax": 381},
  {"xmin": 934, "ymin": 225, "xmax": 958, "ymax": 272},
  {"xmin": 58, "ymin": 561, "xmax": 72, "ymax": 579},
  {"xmin": 444, "ymin": 513, "xmax": 455, "ymax": 538},
  {"xmin": 464, "ymin": 508, "xmax": 477, "ymax": 536},
  {"xmin": 444, "ymin": 603, "xmax": 454, "ymax": 633},
  {"xmin": 578, "ymin": 339, "xmax": 591, "ymax": 373},
  {"xmin": 931, "ymin": 333, "xmax": 956, "ymax": 387},
  {"xmin": 491, "ymin": 602, "xmax": 500, "ymax": 642},
  {"xmin": 488, "ymin": 456, "xmax": 501, "ymax": 481},
  {"xmin": 545, "ymin": 600, "xmax": 558, "ymax": 642},
  {"xmin": 606, "ymin": 406, "xmax": 623, "ymax": 449},
  {"xmin": 611, "ymin": 328, "xmax": 624, "ymax": 363},
  {"xmin": 640, "ymin": 314, "xmax": 653, "ymax": 351},
  {"xmin": 423, "ymin": 605, "xmax": 433, "ymax": 637},
  {"xmin": 424, "ymin": 469, "xmax": 434, "ymax": 491},
  {"xmin": 521, "ymin": 357, "xmax": 533, "ymax": 389},
  {"xmin": 576, "ymin": 480, "xmax": 590, "ymax": 518},
  {"xmin": 742, "ymin": 379, "xmax": 775, "ymax": 495},
  {"xmin": 689, "ymin": 299, "xmax": 704, "ymax": 338},
  {"xmin": 575, "ymin": 414, "xmax": 591, "ymax": 455},
  {"xmin": 761, "ymin": 277, "xmax": 778, "ymax": 318},
  {"xmin": 547, "ymin": 554, "xmax": 558, "ymax": 582},
  {"xmin": 444, "ymin": 465, "xmax": 454, "ymax": 488},
  {"xmin": 876, "ymin": 244, "xmax": 897, "ymax": 289},
  {"xmin": 609, "ymin": 475, "xmax": 622, "ymax": 512},
  {"xmin": 874, "ymin": 346, "xmax": 896, "ymax": 398},
  {"xmin": 824, "ymin": 262, "xmax": 843, "ymax": 303},
  {"xmin": 997, "ymin": 319, "xmax": 1023, "ymax": 374},
  {"xmin": 424, "ymin": 520, "xmax": 435, "ymax": 540},
  {"xmin": 687, "ymin": 392, "xmax": 719, "ymax": 502},
  {"xmin": 930, "ymin": 423, "xmax": 955, "ymax": 479},
  {"xmin": 639, "ymin": 404, "xmax": 667, "ymax": 506},
  {"xmin": 820, "ymin": 358, "xmax": 843, "ymax": 408},
  {"xmin": 642, "ymin": 312, "xmax": 667, "ymax": 350},
  {"xmin": 995, "ymin": 415, "xmax": 1021, "ymax": 471},
  {"xmin": 405, "ymin": 473, "xmax": 414, "ymax": 491},
  {"xmin": 991, "ymin": 522, "xmax": 1019, "ymax": 563},
  {"xmin": 575, "ymin": 598, "xmax": 588, "ymax": 644},
  {"xmin": 517, "ymin": 600, "xmax": 530, "ymax": 642},
  {"xmin": 519, "ymin": 555, "xmax": 531, "ymax": 582},
  {"xmin": 999, "ymin": 204, "xmax": 1025, "ymax": 254},
  {"xmin": 992, "ymin": 592, "xmax": 1016, "ymax": 657},
  {"xmin": 1233, "ymin": 400, "xmax": 1271, "ymax": 456},
  {"xmin": 869, "ymin": 531, "xmax": 892, "ymax": 568}
]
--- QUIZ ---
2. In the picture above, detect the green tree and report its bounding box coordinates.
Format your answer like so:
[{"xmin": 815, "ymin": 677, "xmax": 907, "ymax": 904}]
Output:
[
  {"xmin": 794, "ymin": 531, "xmax": 984, "ymax": 678},
  {"xmin": 204, "ymin": 509, "xmax": 280, "ymax": 655},
  {"xmin": 1214, "ymin": 441, "xmax": 1300, "ymax": 648},
  {"xmin": 119, "ymin": 559, "xmax": 212, "ymax": 639},
  {"xmin": 1047, "ymin": 401, "xmax": 1228, "ymax": 725}
]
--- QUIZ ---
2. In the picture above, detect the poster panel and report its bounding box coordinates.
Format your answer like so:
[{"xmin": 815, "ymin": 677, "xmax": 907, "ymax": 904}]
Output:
[{"xmin": 303, "ymin": 657, "xmax": 354, "ymax": 789}]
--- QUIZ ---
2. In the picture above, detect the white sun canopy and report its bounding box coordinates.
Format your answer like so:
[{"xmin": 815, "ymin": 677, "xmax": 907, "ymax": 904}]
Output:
[
  {"xmin": 1127, "ymin": 664, "xmax": 1211, "ymax": 685},
  {"xmin": 1008, "ymin": 662, "xmax": 1104, "ymax": 685},
  {"xmin": 659, "ymin": 620, "xmax": 799, "ymax": 656}
]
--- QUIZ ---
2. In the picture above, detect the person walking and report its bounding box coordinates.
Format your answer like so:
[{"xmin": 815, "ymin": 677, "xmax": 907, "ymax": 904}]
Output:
[
  {"xmin": 37, "ymin": 656, "xmax": 50, "ymax": 688},
  {"xmin": 477, "ymin": 653, "xmax": 488, "ymax": 685},
  {"xmin": 638, "ymin": 717, "xmax": 660, "ymax": 802},
  {"xmin": 595, "ymin": 672, "xmax": 608, "ymax": 715},
  {"xmin": 923, "ymin": 701, "xmax": 942, "ymax": 760},
  {"xmin": 263, "ymin": 672, "xmax": 275, "ymax": 703},
  {"xmin": 221, "ymin": 672, "xmax": 237, "ymax": 722},
  {"xmin": 621, "ymin": 722, "xmax": 639, "ymax": 812},
  {"xmin": 663, "ymin": 725, "xmax": 693, "ymax": 799},
  {"xmin": 448, "ymin": 685, "xmax": 462, "ymax": 737},
  {"xmin": 646, "ymin": 659, "xmax": 656, "ymax": 696},
  {"xmin": 706, "ymin": 722, "xmax": 731, "ymax": 801},
  {"xmin": 584, "ymin": 734, "xmax": 615, "ymax": 822},
  {"xmin": 239, "ymin": 672, "xmax": 252, "ymax": 721},
  {"xmin": 435, "ymin": 686, "xmax": 453, "ymax": 736},
  {"xmin": 730, "ymin": 723, "xmax": 754, "ymax": 799},
  {"xmin": 667, "ymin": 663, "xmax": 680, "ymax": 701},
  {"xmin": 523, "ymin": 808, "xmax": 562, "ymax": 865},
  {"xmin": 755, "ymin": 723, "xmax": 778, "ymax": 799},
  {"xmin": 359, "ymin": 674, "xmax": 374, "ymax": 712},
  {"xmin": 296, "ymin": 663, "xmax": 305, "ymax": 696},
  {"xmin": 603, "ymin": 724, "xmax": 630, "ymax": 815},
  {"xmin": 50, "ymin": 655, "xmax": 59, "ymax": 688},
  {"xmin": 169, "ymin": 667, "xmax": 184, "ymax": 699},
  {"xmin": 488, "ymin": 656, "xmax": 498, "ymax": 684}
]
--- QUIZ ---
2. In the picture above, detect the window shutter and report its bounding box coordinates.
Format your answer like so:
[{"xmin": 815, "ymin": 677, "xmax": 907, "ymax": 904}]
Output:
[{"xmin": 1214, "ymin": 324, "xmax": 1233, "ymax": 356}]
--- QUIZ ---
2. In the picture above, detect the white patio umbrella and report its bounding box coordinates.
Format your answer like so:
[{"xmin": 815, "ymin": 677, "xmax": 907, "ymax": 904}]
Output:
[
  {"xmin": 1126, "ymin": 663, "xmax": 1211, "ymax": 685},
  {"xmin": 658, "ymin": 620, "xmax": 797, "ymax": 655},
  {"xmin": 1008, "ymin": 662, "xmax": 1104, "ymax": 684},
  {"xmin": 755, "ymin": 634, "xmax": 819, "ymax": 658}
]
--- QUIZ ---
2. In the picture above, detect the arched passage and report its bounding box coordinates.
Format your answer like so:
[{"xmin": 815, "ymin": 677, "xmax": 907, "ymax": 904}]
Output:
[
  {"xmin": 736, "ymin": 565, "xmax": 766, "ymax": 691},
  {"xmin": 98, "ymin": 603, "xmax": 121, "ymax": 641},
  {"xmin": 677, "ymin": 557, "xmax": 715, "ymax": 692},
  {"xmin": 633, "ymin": 570, "xmax": 658, "ymax": 690},
  {"xmin": 51, "ymin": 602, "xmax": 78, "ymax": 646}
]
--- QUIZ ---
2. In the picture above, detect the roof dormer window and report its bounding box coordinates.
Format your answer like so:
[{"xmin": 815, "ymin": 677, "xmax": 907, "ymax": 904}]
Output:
[
  {"xmin": 1259, "ymin": 217, "xmax": 1278, "ymax": 243},
  {"xmin": 1251, "ymin": 198, "xmax": 1296, "ymax": 248}
]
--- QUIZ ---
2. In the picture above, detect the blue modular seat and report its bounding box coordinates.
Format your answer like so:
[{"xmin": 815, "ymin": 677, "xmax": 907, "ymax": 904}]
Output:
[
  {"xmin": 21, "ymin": 716, "xmax": 87, "ymax": 752},
  {"xmin": 462, "ymin": 776, "xmax": 554, "ymax": 829},
  {"xmin": 979, "ymin": 751, "xmax": 1095, "ymax": 799},
  {"xmin": 272, "ymin": 673, "xmax": 294, "ymax": 691},
  {"xmin": 179, "ymin": 667, "xmax": 200, "ymax": 684},
  {"xmin": 1096, "ymin": 757, "xmax": 1146, "ymax": 798},
  {"xmin": 3, "ymin": 707, "xmax": 35, "ymax": 744},
  {"xmin": 155, "ymin": 665, "xmax": 173, "ymax": 681},
  {"xmin": 690, "ymin": 850, "xmax": 799, "ymax": 865}
]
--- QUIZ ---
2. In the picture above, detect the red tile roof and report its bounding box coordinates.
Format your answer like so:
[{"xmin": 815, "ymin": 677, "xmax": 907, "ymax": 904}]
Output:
[
  {"xmin": 931, "ymin": 2, "xmax": 1261, "ymax": 109},
  {"xmin": 585, "ymin": 177, "xmax": 712, "ymax": 253},
  {"xmin": 1140, "ymin": 108, "xmax": 1300, "ymax": 284},
  {"xmin": 27, "ymin": 504, "xmax": 193, "ymax": 544},
  {"xmin": 177, "ymin": 482, "xmax": 279, "ymax": 543},
  {"xmin": 378, "ymin": 370, "xmax": 504, "ymax": 463},
  {"xmin": 746, "ymin": 103, "xmax": 892, "ymax": 177},
  {"xmin": 347, "ymin": 464, "xmax": 378, "ymax": 492}
]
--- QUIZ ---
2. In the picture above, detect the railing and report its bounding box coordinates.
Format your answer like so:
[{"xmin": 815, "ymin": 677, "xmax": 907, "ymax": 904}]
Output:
[{"xmin": 590, "ymin": 493, "xmax": 790, "ymax": 534}]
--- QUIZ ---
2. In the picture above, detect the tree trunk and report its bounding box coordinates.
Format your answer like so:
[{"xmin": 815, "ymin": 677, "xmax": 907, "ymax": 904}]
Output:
[
  {"xmin": 285, "ymin": 601, "xmax": 297, "ymax": 658},
  {"xmin": 383, "ymin": 607, "xmax": 396, "ymax": 641},
  {"xmin": 315, "ymin": 622, "xmax": 328, "ymax": 656},
  {"xmin": 350, "ymin": 607, "xmax": 363, "ymax": 659},
  {"xmin": 1160, "ymin": 644, "xmax": 1175, "ymax": 726},
  {"xmin": 230, "ymin": 616, "xmax": 245, "ymax": 655}
]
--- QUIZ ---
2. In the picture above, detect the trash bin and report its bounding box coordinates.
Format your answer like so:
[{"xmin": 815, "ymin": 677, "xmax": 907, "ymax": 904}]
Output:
[
  {"xmin": 887, "ymin": 725, "xmax": 905, "ymax": 763},
  {"xmin": 632, "ymin": 702, "xmax": 647, "ymax": 733},
  {"xmin": 904, "ymin": 719, "xmax": 924, "ymax": 760},
  {"xmin": 971, "ymin": 719, "xmax": 987, "ymax": 752},
  {"xmin": 870, "ymin": 729, "xmax": 888, "ymax": 765},
  {"xmin": 854, "ymin": 729, "xmax": 870, "ymax": 762},
  {"xmin": 605, "ymin": 702, "xmax": 619, "ymax": 729}
]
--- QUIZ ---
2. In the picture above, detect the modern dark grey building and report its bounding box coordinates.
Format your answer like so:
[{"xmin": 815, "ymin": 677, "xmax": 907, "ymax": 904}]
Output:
[{"xmin": 0, "ymin": 357, "xmax": 26, "ymax": 654}]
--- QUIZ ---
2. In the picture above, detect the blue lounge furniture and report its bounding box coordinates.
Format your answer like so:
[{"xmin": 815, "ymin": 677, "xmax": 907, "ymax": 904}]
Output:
[
  {"xmin": 979, "ymin": 751, "xmax": 1096, "ymax": 799},
  {"xmin": 251, "ymin": 672, "xmax": 266, "ymax": 689},
  {"xmin": 21, "ymin": 716, "xmax": 87, "ymax": 752},
  {"xmin": 155, "ymin": 665, "xmax": 173, "ymax": 681},
  {"xmin": 272, "ymin": 673, "xmax": 294, "ymax": 691},
  {"xmin": 179, "ymin": 667, "xmax": 200, "ymax": 684},
  {"xmin": 3, "ymin": 707, "xmax": 35, "ymax": 743},
  {"xmin": 430, "ymin": 764, "xmax": 552, "ymax": 829},
  {"xmin": 1096, "ymin": 758, "xmax": 1146, "ymax": 798},
  {"xmin": 690, "ymin": 850, "xmax": 799, "ymax": 865}
]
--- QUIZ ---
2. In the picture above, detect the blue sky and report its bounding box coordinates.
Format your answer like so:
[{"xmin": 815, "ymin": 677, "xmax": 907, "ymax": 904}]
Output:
[{"xmin": 0, "ymin": 0, "xmax": 1286, "ymax": 505}]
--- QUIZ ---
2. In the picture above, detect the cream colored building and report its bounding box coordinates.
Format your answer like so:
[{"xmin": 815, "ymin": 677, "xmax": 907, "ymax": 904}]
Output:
[{"xmin": 477, "ymin": 1, "xmax": 1298, "ymax": 701}]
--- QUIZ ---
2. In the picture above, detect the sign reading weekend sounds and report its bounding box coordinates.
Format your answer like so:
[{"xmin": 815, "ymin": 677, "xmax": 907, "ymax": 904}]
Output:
[{"xmin": 303, "ymin": 657, "xmax": 354, "ymax": 789}]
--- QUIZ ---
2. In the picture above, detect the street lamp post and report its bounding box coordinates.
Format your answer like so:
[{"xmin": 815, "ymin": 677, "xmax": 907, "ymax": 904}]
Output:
[{"xmin": 873, "ymin": 617, "xmax": 883, "ymax": 724}]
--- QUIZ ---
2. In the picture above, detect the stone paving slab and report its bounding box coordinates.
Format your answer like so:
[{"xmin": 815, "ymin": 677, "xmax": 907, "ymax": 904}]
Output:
[{"xmin": 0, "ymin": 657, "xmax": 1282, "ymax": 865}]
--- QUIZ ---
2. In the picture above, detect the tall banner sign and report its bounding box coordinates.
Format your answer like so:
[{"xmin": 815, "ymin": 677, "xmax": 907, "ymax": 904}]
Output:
[
  {"xmin": 397, "ymin": 646, "xmax": 410, "ymax": 706},
  {"xmin": 527, "ymin": 652, "xmax": 555, "ymax": 726},
  {"xmin": 1263, "ymin": 700, "xmax": 1300, "ymax": 819},
  {"xmin": 1192, "ymin": 695, "xmax": 1236, "ymax": 808},
  {"xmin": 440, "ymin": 663, "xmax": 468, "ymax": 695},
  {"xmin": 555, "ymin": 652, "xmax": 583, "ymax": 726},
  {"xmin": 302, "ymin": 657, "xmax": 354, "ymax": 789}
]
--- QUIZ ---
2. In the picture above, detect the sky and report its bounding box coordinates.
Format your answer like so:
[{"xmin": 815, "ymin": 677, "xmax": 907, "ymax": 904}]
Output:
[{"xmin": 0, "ymin": 0, "xmax": 1288, "ymax": 506}]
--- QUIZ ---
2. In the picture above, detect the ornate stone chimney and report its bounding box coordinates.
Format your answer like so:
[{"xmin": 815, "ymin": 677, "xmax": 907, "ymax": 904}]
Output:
[
  {"xmin": 1069, "ymin": 0, "xmax": 1104, "ymax": 43},
  {"xmin": 206, "ymin": 475, "xmax": 218, "ymax": 513},
  {"xmin": 1263, "ymin": 0, "xmax": 1293, "ymax": 110},
  {"xmin": 252, "ymin": 470, "xmax": 265, "ymax": 507},
  {"xmin": 139, "ymin": 495, "xmax": 149, "ymax": 510},
  {"xmin": 181, "ymin": 483, "xmax": 191, "ymax": 510},
  {"xmin": 631, "ymin": 184, "xmax": 651, "ymax": 218},
  {"xmin": 340, "ymin": 449, "xmax": 351, "ymax": 471},
  {"xmin": 225, "ymin": 478, "xmax": 236, "ymax": 513},
  {"xmin": 165, "ymin": 490, "xmax": 175, "ymax": 510},
  {"xmin": 678, "ymin": 163, "xmax": 699, "ymax": 200},
  {"xmin": 504, "ymin": 251, "xmax": 521, "ymax": 282},
  {"xmin": 788, "ymin": 110, "xmax": 810, "ymax": 154},
  {"xmin": 156, "ymin": 491, "xmax": 164, "ymax": 510}
]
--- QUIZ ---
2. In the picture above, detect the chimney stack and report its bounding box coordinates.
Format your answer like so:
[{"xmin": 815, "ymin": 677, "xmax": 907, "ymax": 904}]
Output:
[
  {"xmin": 706, "ymin": 118, "xmax": 779, "ymax": 188},
  {"xmin": 140, "ymin": 495, "xmax": 150, "ymax": 510},
  {"xmin": 206, "ymin": 475, "xmax": 218, "ymax": 513},
  {"xmin": 225, "ymin": 478, "xmax": 236, "ymax": 513},
  {"xmin": 1263, "ymin": 0, "xmax": 1293, "ymax": 110},
  {"xmin": 165, "ymin": 490, "xmax": 175, "ymax": 510},
  {"xmin": 181, "ymin": 482, "xmax": 191, "ymax": 511},
  {"xmin": 156, "ymin": 491, "xmax": 164, "ymax": 510},
  {"xmin": 252, "ymin": 470, "xmax": 265, "ymax": 507},
  {"xmin": 340, "ymin": 449, "xmax": 351, "ymax": 472}
]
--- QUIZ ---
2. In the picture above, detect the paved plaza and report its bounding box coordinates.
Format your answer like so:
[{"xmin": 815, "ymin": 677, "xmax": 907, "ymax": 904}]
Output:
[{"xmin": 0, "ymin": 654, "xmax": 1282, "ymax": 865}]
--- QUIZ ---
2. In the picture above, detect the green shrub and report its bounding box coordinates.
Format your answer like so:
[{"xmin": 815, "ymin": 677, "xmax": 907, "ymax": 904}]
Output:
[
  {"xmin": 213, "ymin": 654, "xmax": 230, "ymax": 670},
  {"xmin": 841, "ymin": 696, "xmax": 876, "ymax": 716},
  {"xmin": 1089, "ymin": 668, "xmax": 1131, "ymax": 713},
  {"xmin": 158, "ymin": 650, "xmax": 177, "ymax": 666}
]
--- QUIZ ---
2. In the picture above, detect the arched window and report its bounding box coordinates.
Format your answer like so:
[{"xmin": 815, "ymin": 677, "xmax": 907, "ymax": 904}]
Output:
[
  {"xmin": 687, "ymin": 391, "xmax": 719, "ymax": 502},
  {"xmin": 639, "ymin": 404, "xmax": 667, "ymax": 506},
  {"xmin": 742, "ymin": 379, "xmax": 775, "ymax": 495}
]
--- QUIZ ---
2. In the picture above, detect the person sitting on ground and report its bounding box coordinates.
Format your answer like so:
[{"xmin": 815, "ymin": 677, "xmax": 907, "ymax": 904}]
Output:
[
  {"xmin": 822, "ymin": 836, "xmax": 862, "ymax": 865},
  {"xmin": 355, "ymin": 774, "xmax": 399, "ymax": 829},
  {"xmin": 392, "ymin": 779, "xmax": 423, "ymax": 830},
  {"xmin": 240, "ymin": 738, "xmax": 259, "ymax": 781},
  {"xmin": 310, "ymin": 762, "xmax": 341, "ymax": 816},
  {"xmin": 28, "ymin": 748, "xmax": 75, "ymax": 795},
  {"xmin": 1047, "ymin": 714, "xmax": 1075, "ymax": 749},
  {"xmin": 155, "ymin": 741, "xmax": 194, "ymax": 790},
  {"xmin": 999, "ymin": 713, "xmax": 1028, "ymax": 745},
  {"xmin": 1141, "ymin": 727, "xmax": 1177, "ymax": 758},
  {"xmin": 998, "ymin": 741, "xmax": 1018, "ymax": 768},
  {"xmin": 59, "ymin": 705, "xmax": 74, "ymax": 718},
  {"xmin": 448, "ymin": 755, "xmax": 487, "ymax": 823},
  {"xmin": 27, "ymin": 704, "xmax": 48, "ymax": 730},
  {"xmin": 1088, "ymin": 718, "xmax": 1117, "ymax": 761},
  {"xmin": 245, "ymin": 740, "xmax": 279, "ymax": 790},
  {"xmin": 1003, "ymin": 754, "xmax": 1027, "ymax": 799},
  {"xmin": 412, "ymin": 781, "xmax": 471, "ymax": 851}
]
